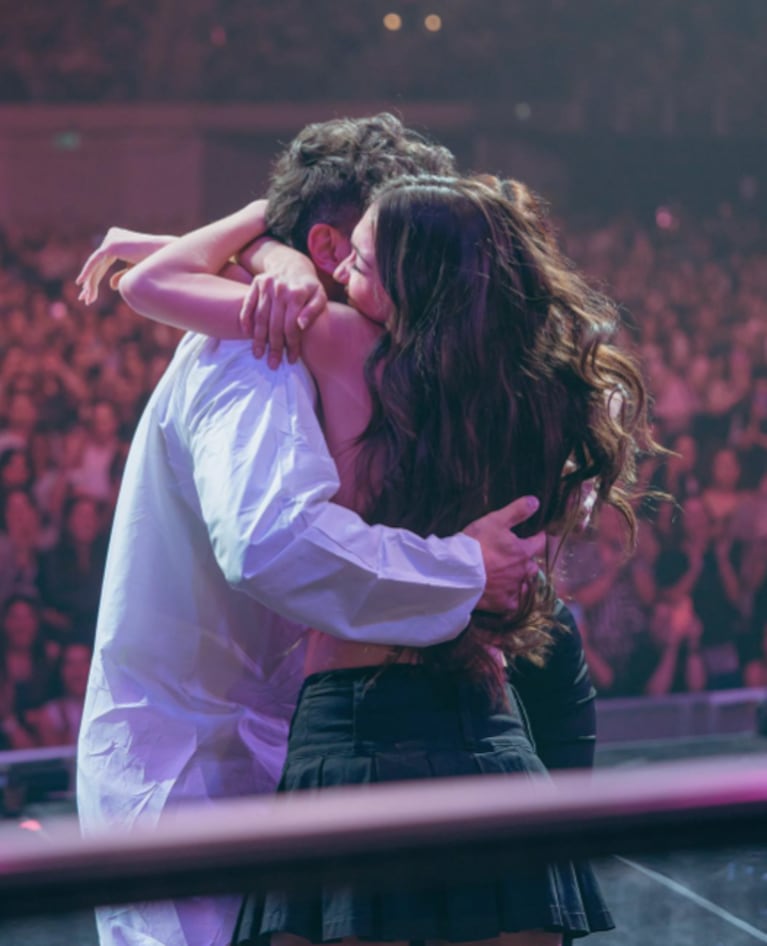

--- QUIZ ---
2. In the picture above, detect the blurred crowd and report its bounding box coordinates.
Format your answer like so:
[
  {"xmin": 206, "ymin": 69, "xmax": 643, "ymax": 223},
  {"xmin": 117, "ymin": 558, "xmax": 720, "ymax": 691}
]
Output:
[
  {"xmin": 1, "ymin": 0, "xmax": 766, "ymax": 132},
  {"xmin": 0, "ymin": 200, "xmax": 765, "ymax": 751},
  {"xmin": 559, "ymin": 204, "xmax": 767, "ymax": 699},
  {"xmin": 0, "ymin": 227, "xmax": 180, "ymax": 750}
]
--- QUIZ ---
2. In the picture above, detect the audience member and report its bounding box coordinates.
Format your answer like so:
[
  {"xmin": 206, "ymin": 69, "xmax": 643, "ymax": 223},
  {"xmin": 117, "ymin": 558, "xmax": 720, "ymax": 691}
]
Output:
[
  {"xmin": 38, "ymin": 495, "xmax": 108, "ymax": 642},
  {"xmin": 637, "ymin": 575, "xmax": 707, "ymax": 697},
  {"xmin": 559, "ymin": 512, "xmax": 656, "ymax": 697},
  {"xmin": 0, "ymin": 594, "xmax": 55, "ymax": 747},
  {"xmin": 25, "ymin": 640, "xmax": 92, "ymax": 746},
  {"xmin": 0, "ymin": 488, "xmax": 55, "ymax": 608},
  {"xmin": 65, "ymin": 400, "xmax": 127, "ymax": 507}
]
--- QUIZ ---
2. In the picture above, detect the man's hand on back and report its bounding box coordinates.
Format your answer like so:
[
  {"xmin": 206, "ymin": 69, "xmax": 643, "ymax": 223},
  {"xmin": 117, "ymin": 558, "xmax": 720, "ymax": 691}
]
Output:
[{"xmin": 463, "ymin": 496, "xmax": 546, "ymax": 613}]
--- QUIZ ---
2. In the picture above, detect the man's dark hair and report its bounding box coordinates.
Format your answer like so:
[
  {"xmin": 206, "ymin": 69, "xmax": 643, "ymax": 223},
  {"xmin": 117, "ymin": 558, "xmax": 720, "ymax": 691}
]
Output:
[{"xmin": 265, "ymin": 113, "xmax": 456, "ymax": 252}]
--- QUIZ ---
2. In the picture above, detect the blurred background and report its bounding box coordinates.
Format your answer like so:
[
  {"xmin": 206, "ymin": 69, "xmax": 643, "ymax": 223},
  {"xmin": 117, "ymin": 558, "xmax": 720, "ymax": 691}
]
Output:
[
  {"xmin": 1, "ymin": 3, "xmax": 767, "ymax": 944},
  {"xmin": 0, "ymin": 0, "xmax": 766, "ymax": 768}
]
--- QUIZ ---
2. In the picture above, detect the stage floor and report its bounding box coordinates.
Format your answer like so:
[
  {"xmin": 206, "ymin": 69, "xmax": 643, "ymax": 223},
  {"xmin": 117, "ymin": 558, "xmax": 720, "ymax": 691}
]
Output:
[
  {"xmin": 592, "ymin": 733, "xmax": 767, "ymax": 946},
  {"xmin": 2, "ymin": 733, "xmax": 766, "ymax": 946}
]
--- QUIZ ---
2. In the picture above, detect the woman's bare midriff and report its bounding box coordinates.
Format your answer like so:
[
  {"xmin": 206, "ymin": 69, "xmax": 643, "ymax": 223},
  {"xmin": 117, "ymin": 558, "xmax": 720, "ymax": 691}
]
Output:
[
  {"xmin": 303, "ymin": 629, "xmax": 420, "ymax": 675},
  {"xmin": 303, "ymin": 630, "xmax": 507, "ymax": 677}
]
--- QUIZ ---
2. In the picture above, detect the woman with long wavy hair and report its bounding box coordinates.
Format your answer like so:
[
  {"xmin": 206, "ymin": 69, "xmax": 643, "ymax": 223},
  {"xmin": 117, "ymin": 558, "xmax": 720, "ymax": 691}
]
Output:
[{"xmin": 228, "ymin": 176, "xmax": 649, "ymax": 946}]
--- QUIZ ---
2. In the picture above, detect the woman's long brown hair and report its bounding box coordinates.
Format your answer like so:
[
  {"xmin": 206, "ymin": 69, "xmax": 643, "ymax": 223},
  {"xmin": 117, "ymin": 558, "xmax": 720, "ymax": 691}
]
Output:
[{"xmin": 355, "ymin": 175, "xmax": 656, "ymax": 690}]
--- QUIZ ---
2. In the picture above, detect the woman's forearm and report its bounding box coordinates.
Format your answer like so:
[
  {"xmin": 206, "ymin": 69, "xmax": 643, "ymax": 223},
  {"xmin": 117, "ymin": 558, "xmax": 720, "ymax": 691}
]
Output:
[{"xmin": 119, "ymin": 201, "xmax": 269, "ymax": 337}]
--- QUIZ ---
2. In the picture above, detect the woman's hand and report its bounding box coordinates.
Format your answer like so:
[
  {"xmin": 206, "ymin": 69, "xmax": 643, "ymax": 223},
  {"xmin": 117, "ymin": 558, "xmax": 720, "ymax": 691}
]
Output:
[
  {"xmin": 239, "ymin": 270, "xmax": 327, "ymax": 368},
  {"xmin": 76, "ymin": 227, "xmax": 175, "ymax": 305},
  {"xmin": 238, "ymin": 242, "xmax": 327, "ymax": 368}
]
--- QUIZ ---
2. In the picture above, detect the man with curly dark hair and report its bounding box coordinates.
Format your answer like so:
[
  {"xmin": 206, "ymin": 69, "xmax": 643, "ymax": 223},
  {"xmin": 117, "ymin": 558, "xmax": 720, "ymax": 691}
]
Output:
[{"xmin": 265, "ymin": 113, "xmax": 456, "ymax": 252}]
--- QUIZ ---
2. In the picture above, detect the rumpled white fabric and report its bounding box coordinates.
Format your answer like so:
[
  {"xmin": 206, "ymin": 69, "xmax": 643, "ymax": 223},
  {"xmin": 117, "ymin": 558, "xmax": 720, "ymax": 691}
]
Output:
[{"xmin": 78, "ymin": 333, "xmax": 485, "ymax": 946}]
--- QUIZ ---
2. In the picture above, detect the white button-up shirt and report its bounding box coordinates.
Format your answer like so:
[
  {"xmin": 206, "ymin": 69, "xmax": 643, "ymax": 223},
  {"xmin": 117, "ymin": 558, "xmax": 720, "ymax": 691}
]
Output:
[{"xmin": 78, "ymin": 333, "xmax": 485, "ymax": 946}]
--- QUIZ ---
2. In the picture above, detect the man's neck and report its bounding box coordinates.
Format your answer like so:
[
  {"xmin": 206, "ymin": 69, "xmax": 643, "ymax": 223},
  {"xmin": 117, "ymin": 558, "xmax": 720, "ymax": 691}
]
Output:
[{"xmin": 319, "ymin": 268, "xmax": 345, "ymax": 303}]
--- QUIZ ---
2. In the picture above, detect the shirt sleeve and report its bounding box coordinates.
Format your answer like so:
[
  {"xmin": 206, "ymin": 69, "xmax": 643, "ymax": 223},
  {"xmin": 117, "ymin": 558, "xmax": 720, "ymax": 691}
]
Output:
[
  {"xmin": 508, "ymin": 600, "xmax": 597, "ymax": 771},
  {"xmin": 183, "ymin": 340, "xmax": 485, "ymax": 646}
]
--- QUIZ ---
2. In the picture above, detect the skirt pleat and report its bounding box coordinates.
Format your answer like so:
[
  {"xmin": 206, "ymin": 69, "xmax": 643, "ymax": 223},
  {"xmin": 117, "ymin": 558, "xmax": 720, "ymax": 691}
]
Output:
[{"xmin": 233, "ymin": 665, "xmax": 614, "ymax": 944}]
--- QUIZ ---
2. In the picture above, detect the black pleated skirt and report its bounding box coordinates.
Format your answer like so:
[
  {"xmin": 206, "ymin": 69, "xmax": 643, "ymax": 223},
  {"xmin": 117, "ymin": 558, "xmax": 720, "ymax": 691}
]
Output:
[{"xmin": 233, "ymin": 664, "xmax": 614, "ymax": 944}]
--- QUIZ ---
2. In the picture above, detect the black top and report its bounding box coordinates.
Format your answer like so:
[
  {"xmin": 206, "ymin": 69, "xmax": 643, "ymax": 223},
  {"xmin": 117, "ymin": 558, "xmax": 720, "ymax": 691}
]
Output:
[{"xmin": 509, "ymin": 600, "xmax": 597, "ymax": 771}]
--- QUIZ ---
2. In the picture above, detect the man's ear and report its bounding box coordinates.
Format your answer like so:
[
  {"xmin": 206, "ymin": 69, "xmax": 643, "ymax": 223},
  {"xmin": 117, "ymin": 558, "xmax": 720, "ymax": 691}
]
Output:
[{"xmin": 306, "ymin": 224, "xmax": 351, "ymax": 276}]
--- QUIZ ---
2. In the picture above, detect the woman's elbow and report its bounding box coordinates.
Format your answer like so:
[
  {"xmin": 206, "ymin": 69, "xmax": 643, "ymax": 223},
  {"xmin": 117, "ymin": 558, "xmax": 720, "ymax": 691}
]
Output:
[
  {"xmin": 118, "ymin": 262, "xmax": 148, "ymax": 311},
  {"xmin": 118, "ymin": 260, "xmax": 163, "ymax": 316}
]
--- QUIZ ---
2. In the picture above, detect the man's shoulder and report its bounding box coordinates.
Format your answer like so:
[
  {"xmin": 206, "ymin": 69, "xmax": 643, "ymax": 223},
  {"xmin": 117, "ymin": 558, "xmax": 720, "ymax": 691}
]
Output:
[
  {"xmin": 180, "ymin": 333, "xmax": 310, "ymax": 380},
  {"xmin": 161, "ymin": 333, "xmax": 277, "ymax": 391},
  {"xmin": 165, "ymin": 333, "xmax": 316, "ymax": 427}
]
